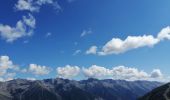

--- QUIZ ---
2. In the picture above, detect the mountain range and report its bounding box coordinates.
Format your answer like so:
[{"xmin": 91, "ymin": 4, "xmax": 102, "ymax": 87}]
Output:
[{"xmin": 0, "ymin": 78, "xmax": 162, "ymax": 100}]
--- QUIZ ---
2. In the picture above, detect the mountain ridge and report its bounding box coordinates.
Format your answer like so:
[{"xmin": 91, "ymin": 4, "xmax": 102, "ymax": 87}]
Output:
[{"xmin": 0, "ymin": 78, "xmax": 163, "ymax": 100}]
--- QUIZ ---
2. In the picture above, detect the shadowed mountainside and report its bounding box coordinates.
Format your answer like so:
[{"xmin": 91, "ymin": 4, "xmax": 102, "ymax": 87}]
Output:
[{"xmin": 139, "ymin": 83, "xmax": 170, "ymax": 100}]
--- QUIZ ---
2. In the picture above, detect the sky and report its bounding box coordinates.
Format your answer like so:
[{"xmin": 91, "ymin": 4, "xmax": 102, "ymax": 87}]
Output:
[{"xmin": 0, "ymin": 0, "xmax": 170, "ymax": 81}]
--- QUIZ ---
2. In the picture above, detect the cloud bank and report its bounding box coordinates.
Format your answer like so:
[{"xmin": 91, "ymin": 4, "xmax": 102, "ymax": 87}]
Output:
[
  {"xmin": 0, "ymin": 55, "xmax": 168, "ymax": 82},
  {"xmin": 56, "ymin": 64, "xmax": 167, "ymax": 81},
  {"xmin": 82, "ymin": 65, "xmax": 163, "ymax": 81}
]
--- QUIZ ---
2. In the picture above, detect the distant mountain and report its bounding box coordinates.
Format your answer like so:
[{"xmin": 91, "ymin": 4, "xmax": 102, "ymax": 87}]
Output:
[
  {"xmin": 138, "ymin": 82, "xmax": 170, "ymax": 100},
  {"xmin": 0, "ymin": 78, "xmax": 162, "ymax": 100}
]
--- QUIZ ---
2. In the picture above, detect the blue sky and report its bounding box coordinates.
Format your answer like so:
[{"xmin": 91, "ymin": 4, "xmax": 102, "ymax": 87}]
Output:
[{"xmin": 0, "ymin": 0, "xmax": 170, "ymax": 81}]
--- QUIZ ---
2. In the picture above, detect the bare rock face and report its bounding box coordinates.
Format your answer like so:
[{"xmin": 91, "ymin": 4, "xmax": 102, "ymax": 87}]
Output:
[{"xmin": 0, "ymin": 78, "xmax": 162, "ymax": 100}]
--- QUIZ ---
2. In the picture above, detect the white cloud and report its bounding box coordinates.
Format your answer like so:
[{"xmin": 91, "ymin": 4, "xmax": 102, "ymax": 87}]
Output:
[
  {"xmin": 157, "ymin": 26, "xmax": 170, "ymax": 40},
  {"xmin": 53, "ymin": 1, "xmax": 62, "ymax": 12},
  {"xmin": 80, "ymin": 29, "xmax": 92, "ymax": 37},
  {"xmin": 36, "ymin": 0, "xmax": 54, "ymax": 5},
  {"xmin": 5, "ymin": 73, "xmax": 16, "ymax": 81},
  {"xmin": 98, "ymin": 35, "xmax": 159, "ymax": 55},
  {"xmin": 86, "ymin": 46, "xmax": 97, "ymax": 55},
  {"xmin": 28, "ymin": 64, "xmax": 51, "ymax": 75},
  {"xmin": 23, "ymin": 14, "xmax": 36, "ymax": 28},
  {"xmin": 11, "ymin": 0, "xmax": 61, "ymax": 43},
  {"xmin": 83, "ymin": 65, "xmax": 111, "ymax": 79},
  {"xmin": 0, "ymin": 56, "xmax": 167, "ymax": 82},
  {"xmin": 87, "ymin": 26, "xmax": 170, "ymax": 55},
  {"xmin": 150, "ymin": 69, "xmax": 163, "ymax": 78},
  {"xmin": 111, "ymin": 66, "xmax": 149, "ymax": 80},
  {"xmin": 73, "ymin": 50, "xmax": 81, "ymax": 55},
  {"xmin": 0, "ymin": 0, "xmax": 61, "ymax": 43},
  {"xmin": 15, "ymin": 0, "xmax": 39, "ymax": 12},
  {"xmin": 0, "ymin": 14, "xmax": 35, "ymax": 42},
  {"xmin": 26, "ymin": 77, "xmax": 36, "ymax": 81},
  {"xmin": 15, "ymin": 0, "xmax": 61, "ymax": 12},
  {"xmin": 82, "ymin": 65, "xmax": 167, "ymax": 81},
  {"xmin": 0, "ymin": 56, "xmax": 17, "ymax": 81},
  {"xmin": 57, "ymin": 65, "xmax": 80, "ymax": 79},
  {"xmin": 0, "ymin": 56, "xmax": 14, "ymax": 76},
  {"xmin": 0, "ymin": 56, "xmax": 52, "ymax": 81}
]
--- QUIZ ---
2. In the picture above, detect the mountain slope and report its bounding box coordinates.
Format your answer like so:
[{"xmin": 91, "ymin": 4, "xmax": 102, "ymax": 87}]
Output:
[
  {"xmin": 0, "ymin": 78, "xmax": 162, "ymax": 100},
  {"xmin": 138, "ymin": 83, "xmax": 170, "ymax": 100}
]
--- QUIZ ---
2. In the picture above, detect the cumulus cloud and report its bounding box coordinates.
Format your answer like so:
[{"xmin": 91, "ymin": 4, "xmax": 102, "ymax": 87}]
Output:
[
  {"xmin": 0, "ymin": 14, "xmax": 35, "ymax": 42},
  {"xmin": 82, "ymin": 65, "xmax": 148, "ymax": 80},
  {"xmin": 15, "ymin": 0, "xmax": 61, "ymax": 12},
  {"xmin": 98, "ymin": 35, "xmax": 159, "ymax": 55},
  {"xmin": 0, "ymin": 56, "xmax": 17, "ymax": 81},
  {"xmin": 157, "ymin": 26, "xmax": 170, "ymax": 40},
  {"xmin": 0, "ymin": 55, "xmax": 52, "ymax": 81},
  {"xmin": 87, "ymin": 26, "xmax": 170, "ymax": 55},
  {"xmin": 28, "ymin": 64, "xmax": 51, "ymax": 75},
  {"xmin": 0, "ymin": 55, "xmax": 167, "ymax": 82},
  {"xmin": 55, "ymin": 64, "xmax": 167, "ymax": 81},
  {"xmin": 86, "ymin": 46, "xmax": 97, "ymax": 55},
  {"xmin": 15, "ymin": 0, "xmax": 39, "ymax": 12},
  {"xmin": 150, "ymin": 69, "xmax": 163, "ymax": 78},
  {"xmin": 83, "ymin": 65, "xmax": 111, "ymax": 78},
  {"xmin": 57, "ymin": 65, "xmax": 80, "ymax": 79},
  {"xmin": 0, "ymin": 56, "xmax": 14, "ymax": 76},
  {"xmin": 111, "ymin": 66, "xmax": 149, "ymax": 80},
  {"xmin": 4, "ymin": 73, "xmax": 16, "ymax": 81}
]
